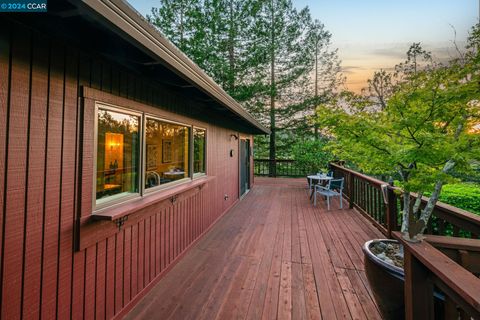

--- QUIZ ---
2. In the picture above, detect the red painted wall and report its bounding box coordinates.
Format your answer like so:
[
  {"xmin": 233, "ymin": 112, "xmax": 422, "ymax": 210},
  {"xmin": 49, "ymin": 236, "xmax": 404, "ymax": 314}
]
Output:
[{"xmin": 0, "ymin": 19, "xmax": 254, "ymax": 320}]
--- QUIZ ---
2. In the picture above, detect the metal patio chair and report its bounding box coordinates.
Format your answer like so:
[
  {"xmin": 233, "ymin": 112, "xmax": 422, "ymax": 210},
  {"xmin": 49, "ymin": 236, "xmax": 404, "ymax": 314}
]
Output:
[{"xmin": 314, "ymin": 177, "xmax": 344, "ymax": 210}]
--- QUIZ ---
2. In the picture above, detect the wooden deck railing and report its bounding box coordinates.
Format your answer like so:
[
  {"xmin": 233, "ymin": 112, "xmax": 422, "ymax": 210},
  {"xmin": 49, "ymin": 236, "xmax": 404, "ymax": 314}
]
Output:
[
  {"xmin": 394, "ymin": 232, "xmax": 480, "ymax": 320},
  {"xmin": 254, "ymin": 159, "xmax": 315, "ymax": 177},
  {"xmin": 329, "ymin": 163, "xmax": 393, "ymax": 236},
  {"xmin": 254, "ymin": 160, "xmax": 480, "ymax": 238},
  {"xmin": 330, "ymin": 163, "xmax": 480, "ymax": 320},
  {"xmin": 255, "ymin": 159, "xmax": 480, "ymax": 318},
  {"xmin": 330, "ymin": 163, "xmax": 480, "ymax": 239}
]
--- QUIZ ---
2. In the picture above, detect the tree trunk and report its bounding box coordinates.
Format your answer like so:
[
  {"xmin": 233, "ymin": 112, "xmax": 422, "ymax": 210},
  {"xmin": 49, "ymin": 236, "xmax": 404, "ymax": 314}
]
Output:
[
  {"xmin": 412, "ymin": 191, "xmax": 424, "ymax": 215},
  {"xmin": 401, "ymin": 190, "xmax": 410, "ymax": 233},
  {"xmin": 314, "ymin": 39, "xmax": 319, "ymax": 140},
  {"xmin": 314, "ymin": 39, "xmax": 318, "ymax": 98},
  {"xmin": 414, "ymin": 120, "xmax": 464, "ymax": 236},
  {"xmin": 179, "ymin": 1, "xmax": 184, "ymax": 50},
  {"xmin": 418, "ymin": 160, "xmax": 456, "ymax": 233},
  {"xmin": 227, "ymin": 0, "xmax": 235, "ymax": 93},
  {"xmin": 268, "ymin": 0, "xmax": 276, "ymax": 177}
]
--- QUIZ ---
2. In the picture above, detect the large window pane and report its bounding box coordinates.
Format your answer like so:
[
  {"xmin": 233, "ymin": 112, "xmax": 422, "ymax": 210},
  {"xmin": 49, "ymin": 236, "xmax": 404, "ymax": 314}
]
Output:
[
  {"xmin": 193, "ymin": 128, "xmax": 206, "ymax": 174},
  {"xmin": 96, "ymin": 108, "xmax": 140, "ymax": 204},
  {"xmin": 145, "ymin": 118, "xmax": 190, "ymax": 189}
]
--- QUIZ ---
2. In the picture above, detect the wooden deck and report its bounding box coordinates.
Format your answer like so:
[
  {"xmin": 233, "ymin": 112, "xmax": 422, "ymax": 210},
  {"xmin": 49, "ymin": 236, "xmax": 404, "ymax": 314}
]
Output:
[{"xmin": 125, "ymin": 177, "xmax": 383, "ymax": 320}]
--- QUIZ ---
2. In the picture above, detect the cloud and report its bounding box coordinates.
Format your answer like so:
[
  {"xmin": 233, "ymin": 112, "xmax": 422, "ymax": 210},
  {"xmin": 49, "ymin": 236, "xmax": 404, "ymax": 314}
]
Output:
[
  {"xmin": 371, "ymin": 47, "xmax": 407, "ymax": 59},
  {"xmin": 369, "ymin": 41, "xmax": 468, "ymax": 62},
  {"xmin": 381, "ymin": 67, "xmax": 395, "ymax": 72},
  {"xmin": 426, "ymin": 43, "xmax": 468, "ymax": 63},
  {"xmin": 341, "ymin": 66, "xmax": 367, "ymax": 74},
  {"xmin": 338, "ymin": 40, "xmax": 469, "ymax": 93}
]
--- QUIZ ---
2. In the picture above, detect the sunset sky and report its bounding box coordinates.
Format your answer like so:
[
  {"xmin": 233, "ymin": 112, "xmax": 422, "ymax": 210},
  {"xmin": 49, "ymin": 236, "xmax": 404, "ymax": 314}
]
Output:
[{"xmin": 130, "ymin": 0, "xmax": 479, "ymax": 92}]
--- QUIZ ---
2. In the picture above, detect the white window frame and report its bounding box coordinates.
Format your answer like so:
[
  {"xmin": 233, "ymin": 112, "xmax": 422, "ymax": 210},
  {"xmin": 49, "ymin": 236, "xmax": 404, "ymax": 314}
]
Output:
[
  {"xmin": 93, "ymin": 102, "xmax": 208, "ymax": 211},
  {"xmin": 193, "ymin": 126, "xmax": 207, "ymax": 178},
  {"xmin": 143, "ymin": 115, "xmax": 192, "ymax": 194},
  {"xmin": 93, "ymin": 102, "xmax": 143, "ymax": 210}
]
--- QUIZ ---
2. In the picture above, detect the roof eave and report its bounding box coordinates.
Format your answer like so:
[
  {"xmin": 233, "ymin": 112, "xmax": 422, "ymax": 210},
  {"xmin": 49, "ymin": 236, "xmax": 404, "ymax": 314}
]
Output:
[{"xmin": 77, "ymin": 0, "xmax": 270, "ymax": 135}]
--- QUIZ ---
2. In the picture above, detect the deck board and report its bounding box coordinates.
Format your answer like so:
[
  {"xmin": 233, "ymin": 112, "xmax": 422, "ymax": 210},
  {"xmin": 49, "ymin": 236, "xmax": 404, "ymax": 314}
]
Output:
[{"xmin": 125, "ymin": 178, "xmax": 383, "ymax": 320}]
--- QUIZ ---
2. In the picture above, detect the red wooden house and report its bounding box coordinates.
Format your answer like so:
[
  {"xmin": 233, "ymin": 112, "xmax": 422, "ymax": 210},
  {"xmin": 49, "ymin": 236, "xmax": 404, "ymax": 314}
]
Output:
[{"xmin": 0, "ymin": 0, "xmax": 269, "ymax": 318}]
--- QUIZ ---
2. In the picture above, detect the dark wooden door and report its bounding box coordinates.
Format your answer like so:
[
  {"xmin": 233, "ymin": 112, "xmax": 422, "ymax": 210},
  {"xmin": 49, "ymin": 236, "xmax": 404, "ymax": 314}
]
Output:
[{"xmin": 240, "ymin": 139, "xmax": 250, "ymax": 196}]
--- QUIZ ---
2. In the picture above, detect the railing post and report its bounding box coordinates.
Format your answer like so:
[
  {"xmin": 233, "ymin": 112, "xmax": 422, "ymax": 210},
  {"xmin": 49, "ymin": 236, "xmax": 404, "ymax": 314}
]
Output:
[
  {"xmin": 269, "ymin": 159, "xmax": 277, "ymax": 177},
  {"xmin": 404, "ymin": 249, "xmax": 434, "ymax": 320},
  {"xmin": 349, "ymin": 171, "xmax": 354, "ymax": 209},
  {"xmin": 385, "ymin": 181, "xmax": 398, "ymax": 238}
]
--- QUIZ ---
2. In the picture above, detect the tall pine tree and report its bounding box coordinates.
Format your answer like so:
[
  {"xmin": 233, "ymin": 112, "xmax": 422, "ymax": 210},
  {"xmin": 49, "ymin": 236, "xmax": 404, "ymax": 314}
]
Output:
[
  {"xmin": 148, "ymin": 0, "xmax": 341, "ymax": 162},
  {"xmin": 147, "ymin": 0, "xmax": 203, "ymax": 55},
  {"xmin": 301, "ymin": 19, "xmax": 342, "ymax": 139},
  {"xmin": 253, "ymin": 1, "xmax": 325, "ymax": 165}
]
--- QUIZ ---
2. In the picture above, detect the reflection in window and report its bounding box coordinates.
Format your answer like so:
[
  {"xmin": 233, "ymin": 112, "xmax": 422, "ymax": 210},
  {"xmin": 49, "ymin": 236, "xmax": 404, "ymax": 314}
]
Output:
[
  {"xmin": 194, "ymin": 128, "xmax": 206, "ymax": 174},
  {"xmin": 145, "ymin": 118, "xmax": 190, "ymax": 189},
  {"xmin": 96, "ymin": 108, "xmax": 140, "ymax": 204}
]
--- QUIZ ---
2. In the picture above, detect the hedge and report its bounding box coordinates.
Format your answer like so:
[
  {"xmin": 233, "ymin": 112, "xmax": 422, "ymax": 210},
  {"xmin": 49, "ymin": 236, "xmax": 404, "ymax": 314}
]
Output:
[{"xmin": 435, "ymin": 183, "xmax": 480, "ymax": 215}]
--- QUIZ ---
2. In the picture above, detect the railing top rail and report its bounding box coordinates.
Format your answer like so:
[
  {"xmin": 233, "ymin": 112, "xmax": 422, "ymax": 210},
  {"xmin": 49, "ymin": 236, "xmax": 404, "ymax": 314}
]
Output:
[
  {"xmin": 419, "ymin": 195, "xmax": 480, "ymax": 225},
  {"xmin": 330, "ymin": 163, "xmax": 388, "ymax": 187},
  {"xmin": 425, "ymin": 234, "xmax": 480, "ymax": 252},
  {"xmin": 394, "ymin": 231, "xmax": 480, "ymax": 313},
  {"xmin": 254, "ymin": 159, "xmax": 295, "ymax": 163},
  {"xmin": 330, "ymin": 162, "xmax": 480, "ymax": 231}
]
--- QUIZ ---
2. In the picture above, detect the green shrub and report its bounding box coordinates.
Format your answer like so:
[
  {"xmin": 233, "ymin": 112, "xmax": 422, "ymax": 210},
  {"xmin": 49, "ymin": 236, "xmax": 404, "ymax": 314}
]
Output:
[
  {"xmin": 435, "ymin": 183, "xmax": 480, "ymax": 215},
  {"xmin": 292, "ymin": 139, "xmax": 333, "ymax": 174},
  {"xmin": 397, "ymin": 182, "xmax": 480, "ymax": 215}
]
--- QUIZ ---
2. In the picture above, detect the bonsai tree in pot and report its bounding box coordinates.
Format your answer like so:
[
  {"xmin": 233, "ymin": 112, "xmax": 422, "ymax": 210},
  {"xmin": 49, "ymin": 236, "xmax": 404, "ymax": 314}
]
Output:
[{"xmin": 315, "ymin": 25, "xmax": 480, "ymax": 319}]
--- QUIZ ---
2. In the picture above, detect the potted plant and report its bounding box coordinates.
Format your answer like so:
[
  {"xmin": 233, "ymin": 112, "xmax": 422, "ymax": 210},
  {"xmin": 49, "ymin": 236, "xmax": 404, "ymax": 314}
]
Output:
[{"xmin": 317, "ymin": 24, "xmax": 480, "ymax": 319}]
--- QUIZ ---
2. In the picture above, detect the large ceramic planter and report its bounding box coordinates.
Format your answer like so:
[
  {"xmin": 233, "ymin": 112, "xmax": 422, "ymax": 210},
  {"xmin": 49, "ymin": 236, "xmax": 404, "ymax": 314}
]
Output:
[
  {"xmin": 363, "ymin": 239, "xmax": 446, "ymax": 320},
  {"xmin": 363, "ymin": 239, "xmax": 405, "ymax": 320}
]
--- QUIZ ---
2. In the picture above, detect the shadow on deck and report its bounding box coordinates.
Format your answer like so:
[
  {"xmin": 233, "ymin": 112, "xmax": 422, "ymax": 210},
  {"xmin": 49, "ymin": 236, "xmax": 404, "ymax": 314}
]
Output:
[{"xmin": 125, "ymin": 177, "xmax": 383, "ymax": 320}]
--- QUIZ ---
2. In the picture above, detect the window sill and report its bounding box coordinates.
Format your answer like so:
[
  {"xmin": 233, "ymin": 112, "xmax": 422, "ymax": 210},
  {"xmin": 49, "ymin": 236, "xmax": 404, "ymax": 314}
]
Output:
[
  {"xmin": 92, "ymin": 175, "xmax": 215, "ymax": 222},
  {"xmin": 193, "ymin": 172, "xmax": 206, "ymax": 178}
]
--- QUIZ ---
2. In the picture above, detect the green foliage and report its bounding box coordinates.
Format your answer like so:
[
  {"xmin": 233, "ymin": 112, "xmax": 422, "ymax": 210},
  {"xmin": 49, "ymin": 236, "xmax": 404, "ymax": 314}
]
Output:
[
  {"xmin": 148, "ymin": 0, "xmax": 341, "ymax": 160},
  {"xmin": 278, "ymin": 19, "xmax": 342, "ymax": 135},
  {"xmin": 148, "ymin": 0, "xmax": 264, "ymax": 97},
  {"xmin": 253, "ymin": 134, "xmax": 269, "ymax": 158},
  {"xmin": 291, "ymin": 139, "xmax": 333, "ymax": 173},
  {"xmin": 316, "ymin": 24, "xmax": 480, "ymax": 237},
  {"xmin": 426, "ymin": 182, "xmax": 480, "ymax": 237},
  {"xmin": 394, "ymin": 181, "xmax": 480, "ymax": 215},
  {"xmin": 318, "ymin": 42, "xmax": 480, "ymax": 194},
  {"xmin": 148, "ymin": 0, "xmax": 203, "ymax": 54},
  {"xmin": 427, "ymin": 183, "xmax": 480, "ymax": 215}
]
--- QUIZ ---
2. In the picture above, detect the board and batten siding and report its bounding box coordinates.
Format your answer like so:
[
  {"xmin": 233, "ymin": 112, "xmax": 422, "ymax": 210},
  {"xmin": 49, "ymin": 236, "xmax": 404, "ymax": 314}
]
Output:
[{"xmin": 0, "ymin": 20, "xmax": 251, "ymax": 320}]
